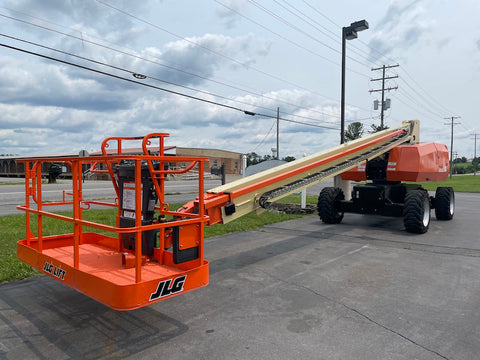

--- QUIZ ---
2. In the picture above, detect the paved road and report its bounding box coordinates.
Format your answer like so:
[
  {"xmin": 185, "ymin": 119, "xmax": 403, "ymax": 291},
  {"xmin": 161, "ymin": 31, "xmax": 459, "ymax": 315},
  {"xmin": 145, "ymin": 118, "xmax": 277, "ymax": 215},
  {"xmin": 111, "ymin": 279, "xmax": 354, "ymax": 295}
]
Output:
[{"xmin": 0, "ymin": 192, "xmax": 478, "ymax": 359}]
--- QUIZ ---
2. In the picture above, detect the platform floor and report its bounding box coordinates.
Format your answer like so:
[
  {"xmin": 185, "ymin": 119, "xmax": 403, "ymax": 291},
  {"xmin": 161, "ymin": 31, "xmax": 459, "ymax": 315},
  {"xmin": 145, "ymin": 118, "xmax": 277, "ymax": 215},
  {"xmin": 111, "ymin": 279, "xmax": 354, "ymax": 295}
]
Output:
[{"xmin": 43, "ymin": 244, "xmax": 182, "ymax": 285}]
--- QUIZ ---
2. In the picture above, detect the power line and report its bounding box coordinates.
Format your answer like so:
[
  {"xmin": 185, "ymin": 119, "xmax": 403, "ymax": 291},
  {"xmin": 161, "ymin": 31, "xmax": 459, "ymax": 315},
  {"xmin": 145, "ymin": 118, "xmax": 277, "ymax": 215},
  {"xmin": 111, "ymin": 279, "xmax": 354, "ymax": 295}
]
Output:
[
  {"xmin": 301, "ymin": 1, "xmax": 340, "ymax": 29},
  {"xmin": 400, "ymin": 67, "xmax": 458, "ymax": 116},
  {"xmin": 0, "ymin": 33, "xmax": 278, "ymax": 116},
  {"xmin": 93, "ymin": 0, "xmax": 348, "ymax": 101},
  {"xmin": 4, "ymin": 3, "xmax": 440, "ymax": 128},
  {"xmin": 246, "ymin": 0, "xmax": 371, "ymax": 71},
  {"xmin": 392, "ymin": 91, "xmax": 441, "ymax": 124},
  {"xmin": 279, "ymin": 0, "xmax": 338, "ymax": 40},
  {"xmin": 248, "ymin": 1, "xmax": 449, "ymax": 121},
  {"xmin": 0, "ymin": 41, "xmax": 339, "ymax": 131},
  {"xmin": 211, "ymin": 2, "xmax": 372, "ymax": 113},
  {"xmin": 251, "ymin": 119, "xmax": 277, "ymax": 153},
  {"xmin": 274, "ymin": 0, "xmax": 377, "ymax": 67},
  {"xmin": 2, "ymin": 32, "xmax": 345, "ymax": 126},
  {"xmin": 1, "ymin": 32, "xmax": 344, "ymax": 124},
  {"xmin": 299, "ymin": 0, "xmax": 395, "ymax": 68},
  {"xmin": 300, "ymin": 1, "xmax": 461, "ymax": 122},
  {"xmin": 0, "ymin": 12, "xmax": 357, "ymax": 120},
  {"xmin": 214, "ymin": 1, "xmax": 341, "ymax": 70}
]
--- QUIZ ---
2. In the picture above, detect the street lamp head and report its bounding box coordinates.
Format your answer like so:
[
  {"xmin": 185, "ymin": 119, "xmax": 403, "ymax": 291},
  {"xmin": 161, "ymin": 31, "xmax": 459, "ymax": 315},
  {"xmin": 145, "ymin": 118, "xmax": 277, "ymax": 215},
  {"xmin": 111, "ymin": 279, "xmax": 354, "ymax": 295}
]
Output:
[
  {"xmin": 344, "ymin": 28, "xmax": 357, "ymax": 40},
  {"xmin": 350, "ymin": 20, "xmax": 369, "ymax": 32}
]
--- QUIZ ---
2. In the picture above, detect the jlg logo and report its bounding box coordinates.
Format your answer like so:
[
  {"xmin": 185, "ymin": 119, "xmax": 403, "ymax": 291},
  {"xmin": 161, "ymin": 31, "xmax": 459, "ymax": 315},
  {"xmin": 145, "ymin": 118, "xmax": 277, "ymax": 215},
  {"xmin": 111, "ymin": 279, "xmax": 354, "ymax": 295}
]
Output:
[{"xmin": 149, "ymin": 275, "xmax": 187, "ymax": 301}]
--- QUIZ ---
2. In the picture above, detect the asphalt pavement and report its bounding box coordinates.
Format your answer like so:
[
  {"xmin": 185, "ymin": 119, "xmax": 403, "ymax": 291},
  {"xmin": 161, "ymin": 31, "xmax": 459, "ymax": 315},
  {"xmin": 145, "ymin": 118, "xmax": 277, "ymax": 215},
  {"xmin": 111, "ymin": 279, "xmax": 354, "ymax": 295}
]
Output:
[{"xmin": 0, "ymin": 191, "xmax": 478, "ymax": 360}]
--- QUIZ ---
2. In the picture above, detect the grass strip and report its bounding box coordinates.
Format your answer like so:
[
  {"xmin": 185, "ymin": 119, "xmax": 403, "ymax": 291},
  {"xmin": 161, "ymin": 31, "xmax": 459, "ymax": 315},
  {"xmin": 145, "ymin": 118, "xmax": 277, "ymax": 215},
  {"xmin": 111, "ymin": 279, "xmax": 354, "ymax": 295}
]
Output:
[{"xmin": 407, "ymin": 175, "xmax": 480, "ymax": 193}]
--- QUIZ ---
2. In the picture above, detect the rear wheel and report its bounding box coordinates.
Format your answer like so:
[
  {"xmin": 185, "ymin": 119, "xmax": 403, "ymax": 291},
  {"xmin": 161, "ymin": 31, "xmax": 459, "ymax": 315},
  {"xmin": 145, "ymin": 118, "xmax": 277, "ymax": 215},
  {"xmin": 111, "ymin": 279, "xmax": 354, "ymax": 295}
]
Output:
[
  {"xmin": 434, "ymin": 187, "xmax": 455, "ymax": 220},
  {"xmin": 318, "ymin": 187, "xmax": 345, "ymax": 224},
  {"xmin": 403, "ymin": 189, "xmax": 430, "ymax": 234}
]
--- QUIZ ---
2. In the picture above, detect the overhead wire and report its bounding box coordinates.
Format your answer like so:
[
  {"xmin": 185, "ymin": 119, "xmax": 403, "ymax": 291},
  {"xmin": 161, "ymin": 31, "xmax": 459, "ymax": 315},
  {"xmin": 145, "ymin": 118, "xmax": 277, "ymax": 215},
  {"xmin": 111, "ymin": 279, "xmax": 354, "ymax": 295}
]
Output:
[
  {"xmin": 1, "ymin": 3, "xmax": 388, "ymax": 126},
  {"xmin": 93, "ymin": 0, "xmax": 350, "ymax": 103},
  {"xmin": 300, "ymin": 0, "xmax": 461, "ymax": 124},
  {"xmin": 213, "ymin": 0, "xmax": 340, "ymax": 70},
  {"xmin": 400, "ymin": 68, "xmax": 459, "ymax": 116},
  {"xmin": 212, "ymin": 1, "xmax": 373, "ymax": 114},
  {"xmin": 273, "ymin": 0, "xmax": 375, "ymax": 67},
  {"xmin": 251, "ymin": 119, "xmax": 277, "ymax": 153},
  {"xmin": 397, "ymin": 79, "xmax": 447, "ymax": 119},
  {"xmin": 1, "ymin": 2, "xmax": 467, "ymax": 145},
  {"xmin": 0, "ymin": 11, "xmax": 358, "ymax": 120},
  {"xmin": 248, "ymin": 0, "xmax": 461, "ymax": 130},
  {"xmin": 392, "ymin": 91, "xmax": 441, "ymax": 124},
  {"xmin": 0, "ymin": 41, "xmax": 340, "ymax": 131},
  {"xmin": 93, "ymin": 0, "xmax": 375, "ymax": 116},
  {"xmin": 246, "ymin": 0, "xmax": 370, "ymax": 71},
  {"xmin": 0, "ymin": 33, "xmax": 348, "ymax": 126}
]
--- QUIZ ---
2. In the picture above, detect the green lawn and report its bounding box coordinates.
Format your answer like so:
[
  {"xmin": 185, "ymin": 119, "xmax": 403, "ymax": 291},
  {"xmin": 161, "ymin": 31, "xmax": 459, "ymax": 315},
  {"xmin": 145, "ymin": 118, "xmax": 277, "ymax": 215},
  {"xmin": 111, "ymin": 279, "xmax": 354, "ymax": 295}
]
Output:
[{"xmin": 408, "ymin": 175, "xmax": 480, "ymax": 193}]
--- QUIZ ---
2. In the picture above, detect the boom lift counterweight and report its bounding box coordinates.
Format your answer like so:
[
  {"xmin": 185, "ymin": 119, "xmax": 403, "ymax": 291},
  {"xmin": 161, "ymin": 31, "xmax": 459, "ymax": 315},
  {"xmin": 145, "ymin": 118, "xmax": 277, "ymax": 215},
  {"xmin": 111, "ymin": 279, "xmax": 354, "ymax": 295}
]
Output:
[{"xmin": 15, "ymin": 120, "xmax": 454, "ymax": 310}]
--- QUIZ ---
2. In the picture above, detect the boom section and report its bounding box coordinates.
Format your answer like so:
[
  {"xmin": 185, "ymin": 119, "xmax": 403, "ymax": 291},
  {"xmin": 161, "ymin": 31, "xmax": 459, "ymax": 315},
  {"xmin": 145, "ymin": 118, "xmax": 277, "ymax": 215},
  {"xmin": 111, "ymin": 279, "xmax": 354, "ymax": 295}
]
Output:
[{"xmin": 191, "ymin": 120, "xmax": 419, "ymax": 224}]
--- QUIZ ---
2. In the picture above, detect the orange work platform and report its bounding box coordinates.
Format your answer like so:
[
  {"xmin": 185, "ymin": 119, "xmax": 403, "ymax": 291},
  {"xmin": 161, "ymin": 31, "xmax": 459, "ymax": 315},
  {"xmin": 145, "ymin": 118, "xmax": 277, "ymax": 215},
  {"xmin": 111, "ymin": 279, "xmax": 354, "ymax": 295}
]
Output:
[
  {"xmin": 16, "ymin": 133, "xmax": 209, "ymax": 310},
  {"xmin": 17, "ymin": 234, "xmax": 208, "ymax": 310}
]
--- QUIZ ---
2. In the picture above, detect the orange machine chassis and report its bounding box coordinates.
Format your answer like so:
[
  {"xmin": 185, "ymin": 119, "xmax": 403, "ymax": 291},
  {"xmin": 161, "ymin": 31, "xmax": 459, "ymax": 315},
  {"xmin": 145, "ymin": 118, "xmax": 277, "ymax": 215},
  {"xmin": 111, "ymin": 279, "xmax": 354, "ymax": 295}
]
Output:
[{"xmin": 17, "ymin": 133, "xmax": 209, "ymax": 310}]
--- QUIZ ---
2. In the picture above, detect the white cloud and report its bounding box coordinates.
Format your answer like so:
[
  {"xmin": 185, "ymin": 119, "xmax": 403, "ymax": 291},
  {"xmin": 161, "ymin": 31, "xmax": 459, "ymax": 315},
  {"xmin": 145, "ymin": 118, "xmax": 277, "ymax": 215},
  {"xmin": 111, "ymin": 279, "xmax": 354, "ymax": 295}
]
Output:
[
  {"xmin": 368, "ymin": 1, "xmax": 433, "ymax": 63},
  {"xmin": 215, "ymin": 0, "xmax": 249, "ymax": 29}
]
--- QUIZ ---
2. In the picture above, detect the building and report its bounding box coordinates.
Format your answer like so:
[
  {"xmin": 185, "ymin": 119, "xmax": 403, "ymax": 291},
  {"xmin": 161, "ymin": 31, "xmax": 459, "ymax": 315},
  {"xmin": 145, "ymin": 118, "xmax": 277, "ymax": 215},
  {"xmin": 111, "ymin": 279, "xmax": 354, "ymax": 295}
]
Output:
[
  {"xmin": 174, "ymin": 147, "xmax": 243, "ymax": 175},
  {"xmin": 0, "ymin": 146, "xmax": 244, "ymax": 178}
]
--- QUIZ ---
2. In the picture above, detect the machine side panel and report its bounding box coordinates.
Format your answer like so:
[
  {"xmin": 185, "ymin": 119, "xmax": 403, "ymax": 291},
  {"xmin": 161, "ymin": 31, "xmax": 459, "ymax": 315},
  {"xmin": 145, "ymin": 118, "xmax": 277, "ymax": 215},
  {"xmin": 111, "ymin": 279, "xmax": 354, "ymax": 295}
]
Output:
[
  {"xmin": 340, "ymin": 162, "xmax": 367, "ymax": 181},
  {"xmin": 386, "ymin": 143, "xmax": 449, "ymax": 182}
]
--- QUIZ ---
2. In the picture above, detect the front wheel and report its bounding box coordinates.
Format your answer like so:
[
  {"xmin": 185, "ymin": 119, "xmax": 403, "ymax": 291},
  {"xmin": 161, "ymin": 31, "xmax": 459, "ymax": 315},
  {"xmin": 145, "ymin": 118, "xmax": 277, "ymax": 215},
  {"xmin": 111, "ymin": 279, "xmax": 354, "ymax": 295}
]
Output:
[
  {"xmin": 318, "ymin": 187, "xmax": 345, "ymax": 224},
  {"xmin": 403, "ymin": 189, "xmax": 431, "ymax": 234},
  {"xmin": 434, "ymin": 187, "xmax": 455, "ymax": 220}
]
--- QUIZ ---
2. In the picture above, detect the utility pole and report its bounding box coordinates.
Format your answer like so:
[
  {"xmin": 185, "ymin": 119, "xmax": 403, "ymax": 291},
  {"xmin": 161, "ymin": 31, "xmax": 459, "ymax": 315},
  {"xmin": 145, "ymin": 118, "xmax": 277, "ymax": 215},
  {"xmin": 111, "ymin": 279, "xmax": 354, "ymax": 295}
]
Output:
[
  {"xmin": 444, "ymin": 116, "xmax": 461, "ymax": 178},
  {"xmin": 276, "ymin": 107, "xmax": 280, "ymax": 160},
  {"xmin": 370, "ymin": 64, "xmax": 399, "ymax": 129},
  {"xmin": 473, "ymin": 133, "xmax": 479, "ymax": 176}
]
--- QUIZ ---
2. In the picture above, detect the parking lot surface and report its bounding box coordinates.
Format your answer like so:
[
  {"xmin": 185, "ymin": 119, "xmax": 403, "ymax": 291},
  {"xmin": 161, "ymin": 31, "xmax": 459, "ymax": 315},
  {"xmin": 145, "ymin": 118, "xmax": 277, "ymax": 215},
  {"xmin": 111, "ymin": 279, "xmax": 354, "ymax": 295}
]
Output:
[{"xmin": 0, "ymin": 192, "xmax": 478, "ymax": 360}]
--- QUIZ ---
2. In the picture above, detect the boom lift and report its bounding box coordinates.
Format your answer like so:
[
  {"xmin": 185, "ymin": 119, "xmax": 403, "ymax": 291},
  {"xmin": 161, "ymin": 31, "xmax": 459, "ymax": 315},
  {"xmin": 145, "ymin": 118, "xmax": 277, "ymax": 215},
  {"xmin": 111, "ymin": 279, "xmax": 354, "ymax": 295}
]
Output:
[{"xmin": 16, "ymin": 120, "xmax": 453, "ymax": 310}]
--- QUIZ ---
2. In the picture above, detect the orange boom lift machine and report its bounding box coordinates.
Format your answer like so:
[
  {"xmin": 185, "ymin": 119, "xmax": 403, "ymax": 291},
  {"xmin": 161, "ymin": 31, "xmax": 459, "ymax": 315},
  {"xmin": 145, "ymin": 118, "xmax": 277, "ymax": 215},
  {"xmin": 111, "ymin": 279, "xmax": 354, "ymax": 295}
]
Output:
[{"xmin": 16, "ymin": 120, "xmax": 454, "ymax": 310}]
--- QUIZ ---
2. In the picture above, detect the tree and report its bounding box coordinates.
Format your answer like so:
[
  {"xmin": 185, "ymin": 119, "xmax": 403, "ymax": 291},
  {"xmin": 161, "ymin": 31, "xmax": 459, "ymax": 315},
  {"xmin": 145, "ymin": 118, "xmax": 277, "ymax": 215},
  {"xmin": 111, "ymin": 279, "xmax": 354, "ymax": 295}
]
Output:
[
  {"xmin": 344, "ymin": 122, "xmax": 365, "ymax": 141},
  {"xmin": 282, "ymin": 155, "xmax": 296, "ymax": 162},
  {"xmin": 453, "ymin": 156, "xmax": 467, "ymax": 164},
  {"xmin": 369, "ymin": 124, "xmax": 389, "ymax": 133},
  {"xmin": 246, "ymin": 152, "xmax": 262, "ymax": 166}
]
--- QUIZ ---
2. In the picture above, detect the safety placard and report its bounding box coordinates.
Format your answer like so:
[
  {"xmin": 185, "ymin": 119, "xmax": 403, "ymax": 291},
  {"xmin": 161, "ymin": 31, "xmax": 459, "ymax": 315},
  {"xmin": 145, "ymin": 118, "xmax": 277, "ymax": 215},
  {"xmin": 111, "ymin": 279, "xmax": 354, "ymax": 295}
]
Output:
[{"xmin": 122, "ymin": 181, "xmax": 142, "ymax": 218}]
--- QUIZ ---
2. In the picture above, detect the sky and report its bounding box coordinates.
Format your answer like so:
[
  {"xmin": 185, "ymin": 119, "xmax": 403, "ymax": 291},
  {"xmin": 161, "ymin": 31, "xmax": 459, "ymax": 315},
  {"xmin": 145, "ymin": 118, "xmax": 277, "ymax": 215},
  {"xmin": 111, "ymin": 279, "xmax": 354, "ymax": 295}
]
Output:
[{"xmin": 0, "ymin": 0, "xmax": 478, "ymax": 160}]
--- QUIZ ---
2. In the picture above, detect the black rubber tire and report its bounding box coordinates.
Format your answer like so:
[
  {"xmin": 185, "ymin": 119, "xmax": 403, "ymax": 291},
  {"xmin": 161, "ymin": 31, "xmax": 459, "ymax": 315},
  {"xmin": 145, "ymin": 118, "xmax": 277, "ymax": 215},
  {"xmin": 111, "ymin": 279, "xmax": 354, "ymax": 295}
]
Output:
[
  {"xmin": 434, "ymin": 187, "xmax": 455, "ymax": 220},
  {"xmin": 318, "ymin": 187, "xmax": 345, "ymax": 224},
  {"xmin": 403, "ymin": 189, "xmax": 431, "ymax": 234}
]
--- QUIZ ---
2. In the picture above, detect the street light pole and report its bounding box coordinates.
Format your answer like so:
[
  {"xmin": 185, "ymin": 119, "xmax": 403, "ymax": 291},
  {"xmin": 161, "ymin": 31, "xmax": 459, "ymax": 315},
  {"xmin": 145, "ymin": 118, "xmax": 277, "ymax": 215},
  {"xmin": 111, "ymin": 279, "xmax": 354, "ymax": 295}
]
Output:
[
  {"xmin": 337, "ymin": 20, "xmax": 368, "ymax": 201},
  {"xmin": 340, "ymin": 20, "xmax": 369, "ymax": 144},
  {"xmin": 340, "ymin": 27, "xmax": 347, "ymax": 144}
]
